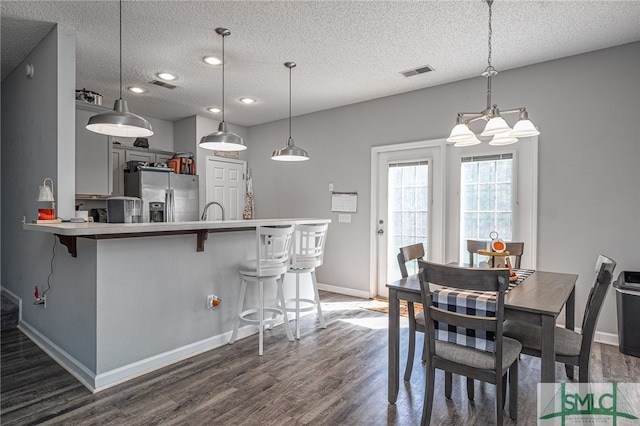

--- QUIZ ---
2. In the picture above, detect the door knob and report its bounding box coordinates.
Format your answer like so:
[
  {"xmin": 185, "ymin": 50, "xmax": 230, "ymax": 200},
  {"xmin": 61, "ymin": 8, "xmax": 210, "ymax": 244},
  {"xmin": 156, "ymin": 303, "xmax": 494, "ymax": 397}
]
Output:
[{"xmin": 377, "ymin": 229, "xmax": 384, "ymax": 235}]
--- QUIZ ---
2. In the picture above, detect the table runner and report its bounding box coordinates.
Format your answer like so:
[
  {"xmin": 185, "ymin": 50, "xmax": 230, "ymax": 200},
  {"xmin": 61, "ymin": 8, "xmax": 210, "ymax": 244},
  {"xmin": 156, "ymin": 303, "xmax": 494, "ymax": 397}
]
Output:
[{"xmin": 432, "ymin": 269, "xmax": 535, "ymax": 352}]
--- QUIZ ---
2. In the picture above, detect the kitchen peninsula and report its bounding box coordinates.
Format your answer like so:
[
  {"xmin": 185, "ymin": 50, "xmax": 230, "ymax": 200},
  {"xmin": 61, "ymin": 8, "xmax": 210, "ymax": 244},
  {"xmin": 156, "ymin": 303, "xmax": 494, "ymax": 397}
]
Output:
[{"xmin": 23, "ymin": 218, "xmax": 330, "ymax": 392}]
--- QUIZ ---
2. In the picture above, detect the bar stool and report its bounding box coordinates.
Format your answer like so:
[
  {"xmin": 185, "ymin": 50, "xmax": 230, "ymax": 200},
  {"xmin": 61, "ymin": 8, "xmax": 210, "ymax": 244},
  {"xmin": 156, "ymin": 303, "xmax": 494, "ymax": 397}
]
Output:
[
  {"xmin": 229, "ymin": 225, "xmax": 295, "ymax": 355},
  {"xmin": 284, "ymin": 223, "xmax": 328, "ymax": 339}
]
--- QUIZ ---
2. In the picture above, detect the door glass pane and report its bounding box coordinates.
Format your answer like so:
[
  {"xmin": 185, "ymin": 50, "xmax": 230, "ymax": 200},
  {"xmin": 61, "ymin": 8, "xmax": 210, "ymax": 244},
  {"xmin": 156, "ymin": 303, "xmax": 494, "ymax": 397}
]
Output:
[
  {"xmin": 388, "ymin": 162, "xmax": 428, "ymax": 282},
  {"xmin": 460, "ymin": 155, "xmax": 513, "ymax": 262}
]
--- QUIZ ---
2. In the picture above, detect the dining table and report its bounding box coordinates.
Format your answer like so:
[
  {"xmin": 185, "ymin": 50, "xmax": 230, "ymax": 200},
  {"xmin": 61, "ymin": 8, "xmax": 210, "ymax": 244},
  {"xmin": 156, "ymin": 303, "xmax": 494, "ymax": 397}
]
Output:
[{"xmin": 386, "ymin": 269, "xmax": 579, "ymax": 404}]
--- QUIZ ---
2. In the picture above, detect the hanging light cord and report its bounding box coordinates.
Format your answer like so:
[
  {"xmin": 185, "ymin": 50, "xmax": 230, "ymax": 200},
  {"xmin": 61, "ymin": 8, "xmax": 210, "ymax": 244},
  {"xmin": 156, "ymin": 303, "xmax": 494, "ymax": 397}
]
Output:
[
  {"xmin": 487, "ymin": 0, "xmax": 493, "ymax": 69},
  {"xmin": 288, "ymin": 65, "xmax": 292, "ymax": 139},
  {"xmin": 119, "ymin": 0, "xmax": 122, "ymax": 100},
  {"xmin": 221, "ymin": 33, "xmax": 226, "ymax": 123}
]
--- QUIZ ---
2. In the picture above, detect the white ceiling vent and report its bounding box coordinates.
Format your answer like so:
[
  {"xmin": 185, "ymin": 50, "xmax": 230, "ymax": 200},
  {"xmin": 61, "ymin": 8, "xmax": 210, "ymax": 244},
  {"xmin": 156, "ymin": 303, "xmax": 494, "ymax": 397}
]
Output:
[
  {"xmin": 150, "ymin": 80, "xmax": 177, "ymax": 89},
  {"xmin": 400, "ymin": 65, "xmax": 435, "ymax": 77}
]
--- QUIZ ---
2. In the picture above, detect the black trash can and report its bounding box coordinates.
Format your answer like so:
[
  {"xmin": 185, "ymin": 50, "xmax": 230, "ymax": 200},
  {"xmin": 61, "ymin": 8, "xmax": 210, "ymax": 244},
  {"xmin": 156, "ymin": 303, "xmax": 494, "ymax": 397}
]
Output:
[{"xmin": 614, "ymin": 271, "xmax": 640, "ymax": 357}]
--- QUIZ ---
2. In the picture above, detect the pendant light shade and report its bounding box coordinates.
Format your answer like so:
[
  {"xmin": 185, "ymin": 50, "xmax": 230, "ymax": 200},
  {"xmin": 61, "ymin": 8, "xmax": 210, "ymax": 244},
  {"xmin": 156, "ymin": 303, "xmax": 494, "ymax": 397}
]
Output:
[
  {"xmin": 86, "ymin": 99, "xmax": 153, "ymax": 137},
  {"xmin": 199, "ymin": 28, "xmax": 246, "ymax": 151},
  {"xmin": 272, "ymin": 62, "xmax": 309, "ymax": 162},
  {"xmin": 86, "ymin": 0, "xmax": 153, "ymax": 138},
  {"xmin": 481, "ymin": 115, "xmax": 511, "ymax": 136}
]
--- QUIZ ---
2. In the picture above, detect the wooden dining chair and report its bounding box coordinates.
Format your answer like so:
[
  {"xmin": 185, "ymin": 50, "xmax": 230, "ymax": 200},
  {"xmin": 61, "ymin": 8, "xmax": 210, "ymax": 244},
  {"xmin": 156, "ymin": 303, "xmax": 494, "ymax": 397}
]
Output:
[
  {"xmin": 397, "ymin": 243, "xmax": 425, "ymax": 381},
  {"xmin": 504, "ymin": 254, "xmax": 616, "ymax": 382},
  {"xmin": 467, "ymin": 239, "xmax": 524, "ymax": 268},
  {"xmin": 418, "ymin": 260, "xmax": 520, "ymax": 426}
]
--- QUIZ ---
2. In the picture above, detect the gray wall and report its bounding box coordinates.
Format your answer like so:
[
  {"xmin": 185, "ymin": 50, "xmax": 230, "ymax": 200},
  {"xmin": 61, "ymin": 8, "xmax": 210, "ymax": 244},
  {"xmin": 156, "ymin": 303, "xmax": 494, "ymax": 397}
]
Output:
[
  {"xmin": 247, "ymin": 42, "xmax": 640, "ymax": 337},
  {"xmin": 0, "ymin": 25, "xmax": 97, "ymax": 362}
]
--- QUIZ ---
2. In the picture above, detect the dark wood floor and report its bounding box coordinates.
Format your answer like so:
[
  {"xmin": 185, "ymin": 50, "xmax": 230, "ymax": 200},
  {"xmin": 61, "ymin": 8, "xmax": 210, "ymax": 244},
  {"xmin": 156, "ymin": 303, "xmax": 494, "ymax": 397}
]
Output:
[{"xmin": 2, "ymin": 291, "xmax": 639, "ymax": 425}]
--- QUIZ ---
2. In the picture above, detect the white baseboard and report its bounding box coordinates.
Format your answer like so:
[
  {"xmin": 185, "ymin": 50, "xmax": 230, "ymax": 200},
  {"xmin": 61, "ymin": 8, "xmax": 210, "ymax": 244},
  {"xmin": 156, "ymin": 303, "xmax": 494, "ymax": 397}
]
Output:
[
  {"xmin": 19, "ymin": 321, "xmax": 97, "ymax": 392},
  {"xmin": 317, "ymin": 282, "xmax": 370, "ymax": 299},
  {"xmin": 18, "ymin": 320, "xmax": 264, "ymax": 393},
  {"xmin": 594, "ymin": 330, "xmax": 619, "ymax": 346},
  {"xmin": 1, "ymin": 286, "xmax": 23, "ymax": 324}
]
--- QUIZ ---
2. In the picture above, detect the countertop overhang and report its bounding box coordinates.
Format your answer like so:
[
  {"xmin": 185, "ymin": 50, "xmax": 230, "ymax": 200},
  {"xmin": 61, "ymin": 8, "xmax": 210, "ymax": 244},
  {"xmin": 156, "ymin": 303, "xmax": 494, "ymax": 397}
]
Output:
[{"xmin": 24, "ymin": 218, "xmax": 331, "ymax": 257}]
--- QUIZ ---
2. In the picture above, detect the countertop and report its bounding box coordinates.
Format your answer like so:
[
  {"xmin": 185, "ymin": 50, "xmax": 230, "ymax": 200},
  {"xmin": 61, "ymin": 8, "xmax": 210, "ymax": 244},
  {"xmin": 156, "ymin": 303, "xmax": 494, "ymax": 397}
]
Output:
[{"xmin": 23, "ymin": 218, "xmax": 331, "ymax": 237}]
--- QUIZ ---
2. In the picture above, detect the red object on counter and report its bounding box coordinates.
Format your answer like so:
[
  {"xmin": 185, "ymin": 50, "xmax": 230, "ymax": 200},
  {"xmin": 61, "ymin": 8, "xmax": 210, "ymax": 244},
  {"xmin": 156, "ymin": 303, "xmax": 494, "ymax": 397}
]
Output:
[{"xmin": 38, "ymin": 208, "xmax": 55, "ymax": 220}]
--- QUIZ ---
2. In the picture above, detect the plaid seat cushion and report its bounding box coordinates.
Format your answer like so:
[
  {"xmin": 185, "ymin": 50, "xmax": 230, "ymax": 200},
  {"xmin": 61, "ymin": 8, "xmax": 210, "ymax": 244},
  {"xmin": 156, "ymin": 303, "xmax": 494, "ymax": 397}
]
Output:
[{"xmin": 432, "ymin": 269, "xmax": 534, "ymax": 352}]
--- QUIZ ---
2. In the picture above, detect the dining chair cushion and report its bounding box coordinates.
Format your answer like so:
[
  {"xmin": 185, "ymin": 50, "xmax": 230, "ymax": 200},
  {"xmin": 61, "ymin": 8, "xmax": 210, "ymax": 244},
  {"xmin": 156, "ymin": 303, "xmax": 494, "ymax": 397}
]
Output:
[
  {"xmin": 415, "ymin": 310, "xmax": 425, "ymax": 327},
  {"xmin": 239, "ymin": 259, "xmax": 288, "ymax": 277},
  {"xmin": 436, "ymin": 337, "xmax": 522, "ymax": 374},
  {"xmin": 503, "ymin": 320, "xmax": 582, "ymax": 357}
]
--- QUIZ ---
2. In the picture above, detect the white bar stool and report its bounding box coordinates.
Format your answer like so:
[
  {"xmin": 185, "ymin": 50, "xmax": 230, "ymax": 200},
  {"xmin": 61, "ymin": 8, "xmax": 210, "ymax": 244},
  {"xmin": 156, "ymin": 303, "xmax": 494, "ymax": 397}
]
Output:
[
  {"xmin": 284, "ymin": 223, "xmax": 328, "ymax": 339},
  {"xmin": 229, "ymin": 225, "xmax": 295, "ymax": 355}
]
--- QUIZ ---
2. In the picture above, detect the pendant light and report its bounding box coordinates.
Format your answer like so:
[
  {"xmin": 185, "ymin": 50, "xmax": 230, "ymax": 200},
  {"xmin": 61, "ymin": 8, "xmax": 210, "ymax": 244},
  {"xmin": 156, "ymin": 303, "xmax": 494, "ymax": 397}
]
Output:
[
  {"xmin": 199, "ymin": 28, "xmax": 246, "ymax": 151},
  {"xmin": 271, "ymin": 62, "xmax": 309, "ymax": 162},
  {"xmin": 86, "ymin": 0, "xmax": 153, "ymax": 138},
  {"xmin": 447, "ymin": 0, "xmax": 539, "ymax": 147}
]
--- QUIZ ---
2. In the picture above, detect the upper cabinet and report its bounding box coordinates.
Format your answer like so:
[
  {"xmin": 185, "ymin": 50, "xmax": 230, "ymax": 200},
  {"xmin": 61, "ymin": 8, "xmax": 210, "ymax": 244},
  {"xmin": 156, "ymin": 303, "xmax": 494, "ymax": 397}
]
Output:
[{"xmin": 75, "ymin": 103, "xmax": 112, "ymax": 196}]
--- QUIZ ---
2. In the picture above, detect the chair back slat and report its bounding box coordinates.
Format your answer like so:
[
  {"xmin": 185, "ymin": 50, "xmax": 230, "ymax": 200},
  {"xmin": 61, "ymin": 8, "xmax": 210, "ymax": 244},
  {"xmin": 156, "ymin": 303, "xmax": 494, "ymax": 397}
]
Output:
[
  {"xmin": 467, "ymin": 239, "xmax": 524, "ymax": 269},
  {"xmin": 580, "ymin": 255, "xmax": 616, "ymax": 338},
  {"xmin": 430, "ymin": 306, "xmax": 499, "ymax": 332},
  {"xmin": 256, "ymin": 225, "xmax": 295, "ymax": 276},
  {"xmin": 291, "ymin": 223, "xmax": 328, "ymax": 269},
  {"xmin": 397, "ymin": 243, "xmax": 425, "ymax": 278}
]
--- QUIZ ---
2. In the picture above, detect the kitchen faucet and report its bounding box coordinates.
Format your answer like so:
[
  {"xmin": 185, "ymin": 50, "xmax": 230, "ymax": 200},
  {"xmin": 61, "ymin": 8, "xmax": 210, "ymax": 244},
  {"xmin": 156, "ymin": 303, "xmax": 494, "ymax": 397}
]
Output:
[{"xmin": 201, "ymin": 201, "xmax": 225, "ymax": 221}]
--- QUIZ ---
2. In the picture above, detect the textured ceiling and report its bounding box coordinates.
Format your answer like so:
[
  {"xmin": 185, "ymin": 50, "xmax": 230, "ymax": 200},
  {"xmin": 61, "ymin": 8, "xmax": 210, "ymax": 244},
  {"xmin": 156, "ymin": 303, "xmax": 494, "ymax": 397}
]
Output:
[{"xmin": 2, "ymin": 1, "xmax": 639, "ymax": 127}]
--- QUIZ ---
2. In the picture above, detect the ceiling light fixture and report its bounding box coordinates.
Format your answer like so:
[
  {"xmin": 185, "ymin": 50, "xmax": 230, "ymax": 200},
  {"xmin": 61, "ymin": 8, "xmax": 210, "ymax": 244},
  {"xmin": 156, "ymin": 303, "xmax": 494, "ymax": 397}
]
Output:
[
  {"xmin": 239, "ymin": 97, "xmax": 256, "ymax": 104},
  {"xmin": 86, "ymin": 0, "xmax": 153, "ymax": 138},
  {"xmin": 207, "ymin": 107, "xmax": 222, "ymax": 114},
  {"xmin": 204, "ymin": 56, "xmax": 222, "ymax": 65},
  {"xmin": 199, "ymin": 28, "xmax": 246, "ymax": 152},
  {"xmin": 272, "ymin": 62, "xmax": 309, "ymax": 162},
  {"xmin": 128, "ymin": 86, "xmax": 146, "ymax": 94},
  {"xmin": 447, "ymin": 0, "xmax": 539, "ymax": 147},
  {"xmin": 157, "ymin": 72, "xmax": 177, "ymax": 81}
]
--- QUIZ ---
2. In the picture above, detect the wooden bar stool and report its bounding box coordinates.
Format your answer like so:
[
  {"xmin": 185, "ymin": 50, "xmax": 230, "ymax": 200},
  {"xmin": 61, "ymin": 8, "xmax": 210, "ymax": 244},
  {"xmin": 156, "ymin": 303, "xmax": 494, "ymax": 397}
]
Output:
[
  {"xmin": 229, "ymin": 225, "xmax": 295, "ymax": 355},
  {"xmin": 284, "ymin": 223, "xmax": 329, "ymax": 339}
]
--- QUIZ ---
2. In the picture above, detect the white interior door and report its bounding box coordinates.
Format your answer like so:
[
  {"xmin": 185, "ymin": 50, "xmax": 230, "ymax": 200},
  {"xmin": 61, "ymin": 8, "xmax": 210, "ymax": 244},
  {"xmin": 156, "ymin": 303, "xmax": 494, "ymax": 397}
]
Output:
[
  {"xmin": 205, "ymin": 157, "xmax": 246, "ymax": 220},
  {"xmin": 372, "ymin": 142, "xmax": 445, "ymax": 297}
]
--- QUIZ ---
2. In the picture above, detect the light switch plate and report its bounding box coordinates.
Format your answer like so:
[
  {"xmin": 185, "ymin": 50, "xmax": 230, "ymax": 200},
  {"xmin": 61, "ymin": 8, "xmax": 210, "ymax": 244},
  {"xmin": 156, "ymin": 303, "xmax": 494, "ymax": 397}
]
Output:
[
  {"xmin": 329, "ymin": 182, "xmax": 334, "ymax": 191},
  {"xmin": 338, "ymin": 214, "xmax": 351, "ymax": 223}
]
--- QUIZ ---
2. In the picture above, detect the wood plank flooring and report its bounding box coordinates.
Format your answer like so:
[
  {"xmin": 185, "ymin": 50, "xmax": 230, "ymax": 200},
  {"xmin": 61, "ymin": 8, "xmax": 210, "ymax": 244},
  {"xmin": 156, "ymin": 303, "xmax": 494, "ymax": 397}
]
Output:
[{"xmin": 2, "ymin": 291, "xmax": 639, "ymax": 425}]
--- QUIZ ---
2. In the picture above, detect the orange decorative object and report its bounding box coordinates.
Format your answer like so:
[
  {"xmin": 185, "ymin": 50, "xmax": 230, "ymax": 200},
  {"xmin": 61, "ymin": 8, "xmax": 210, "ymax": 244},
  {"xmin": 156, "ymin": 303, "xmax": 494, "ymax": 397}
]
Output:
[{"xmin": 38, "ymin": 208, "xmax": 55, "ymax": 220}]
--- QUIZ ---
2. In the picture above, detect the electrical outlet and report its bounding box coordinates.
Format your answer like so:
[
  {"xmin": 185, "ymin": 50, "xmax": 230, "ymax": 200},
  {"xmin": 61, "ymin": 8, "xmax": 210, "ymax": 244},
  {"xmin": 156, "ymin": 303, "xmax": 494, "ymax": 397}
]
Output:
[
  {"xmin": 35, "ymin": 295, "xmax": 46, "ymax": 308},
  {"xmin": 206, "ymin": 294, "xmax": 221, "ymax": 309}
]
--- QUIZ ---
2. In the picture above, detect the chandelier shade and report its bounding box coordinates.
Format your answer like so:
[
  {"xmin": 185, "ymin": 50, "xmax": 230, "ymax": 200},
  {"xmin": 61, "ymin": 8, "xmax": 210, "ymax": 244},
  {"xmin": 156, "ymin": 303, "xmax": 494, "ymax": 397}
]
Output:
[
  {"xmin": 448, "ymin": 0, "xmax": 538, "ymax": 146},
  {"xmin": 199, "ymin": 28, "xmax": 246, "ymax": 151}
]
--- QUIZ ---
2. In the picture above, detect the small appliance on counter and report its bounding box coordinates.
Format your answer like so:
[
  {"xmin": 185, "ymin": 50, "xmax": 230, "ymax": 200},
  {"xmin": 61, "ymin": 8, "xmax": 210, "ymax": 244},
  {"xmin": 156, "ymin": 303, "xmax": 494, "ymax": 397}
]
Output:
[
  {"xmin": 90, "ymin": 208, "xmax": 108, "ymax": 223},
  {"xmin": 106, "ymin": 197, "xmax": 142, "ymax": 223},
  {"xmin": 149, "ymin": 201, "xmax": 165, "ymax": 222}
]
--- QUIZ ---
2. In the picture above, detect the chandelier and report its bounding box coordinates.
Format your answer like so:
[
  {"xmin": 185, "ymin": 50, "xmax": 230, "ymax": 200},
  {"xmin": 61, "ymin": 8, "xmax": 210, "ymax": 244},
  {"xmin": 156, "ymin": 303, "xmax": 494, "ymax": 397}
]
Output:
[{"xmin": 447, "ymin": 0, "xmax": 539, "ymax": 147}]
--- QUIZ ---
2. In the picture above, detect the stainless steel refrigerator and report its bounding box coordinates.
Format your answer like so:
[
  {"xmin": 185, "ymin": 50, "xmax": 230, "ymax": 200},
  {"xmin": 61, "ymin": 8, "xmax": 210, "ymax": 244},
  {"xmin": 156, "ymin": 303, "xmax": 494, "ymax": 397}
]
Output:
[{"xmin": 125, "ymin": 170, "xmax": 199, "ymax": 222}]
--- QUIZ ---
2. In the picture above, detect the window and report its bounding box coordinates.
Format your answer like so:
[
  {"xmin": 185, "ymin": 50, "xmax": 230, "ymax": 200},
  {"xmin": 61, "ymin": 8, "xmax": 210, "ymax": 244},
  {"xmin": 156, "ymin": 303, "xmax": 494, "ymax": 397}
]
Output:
[
  {"xmin": 459, "ymin": 153, "xmax": 514, "ymax": 262},
  {"xmin": 387, "ymin": 161, "xmax": 428, "ymax": 280}
]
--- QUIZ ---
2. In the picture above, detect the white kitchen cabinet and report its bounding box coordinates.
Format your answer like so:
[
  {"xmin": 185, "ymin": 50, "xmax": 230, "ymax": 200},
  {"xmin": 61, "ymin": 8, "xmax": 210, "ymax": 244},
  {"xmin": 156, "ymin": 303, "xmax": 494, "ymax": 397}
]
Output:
[
  {"xmin": 125, "ymin": 150, "xmax": 155, "ymax": 163},
  {"xmin": 110, "ymin": 146, "xmax": 175, "ymax": 196},
  {"xmin": 112, "ymin": 147, "xmax": 126, "ymax": 196},
  {"xmin": 75, "ymin": 103, "xmax": 112, "ymax": 196}
]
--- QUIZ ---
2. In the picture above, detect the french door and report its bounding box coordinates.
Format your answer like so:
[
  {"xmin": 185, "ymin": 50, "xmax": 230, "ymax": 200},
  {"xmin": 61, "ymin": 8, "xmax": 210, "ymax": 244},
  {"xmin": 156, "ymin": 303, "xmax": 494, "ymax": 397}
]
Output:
[{"xmin": 373, "ymin": 142, "xmax": 445, "ymax": 297}]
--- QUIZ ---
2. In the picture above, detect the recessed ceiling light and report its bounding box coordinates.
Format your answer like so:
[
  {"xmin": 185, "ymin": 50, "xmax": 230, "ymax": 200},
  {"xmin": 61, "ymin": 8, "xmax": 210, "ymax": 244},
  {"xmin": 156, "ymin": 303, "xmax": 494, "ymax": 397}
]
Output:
[
  {"xmin": 203, "ymin": 56, "xmax": 222, "ymax": 65},
  {"xmin": 239, "ymin": 97, "xmax": 256, "ymax": 104},
  {"xmin": 157, "ymin": 72, "xmax": 177, "ymax": 81},
  {"xmin": 207, "ymin": 107, "xmax": 222, "ymax": 113},
  {"xmin": 128, "ymin": 86, "xmax": 146, "ymax": 94}
]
